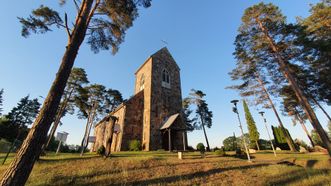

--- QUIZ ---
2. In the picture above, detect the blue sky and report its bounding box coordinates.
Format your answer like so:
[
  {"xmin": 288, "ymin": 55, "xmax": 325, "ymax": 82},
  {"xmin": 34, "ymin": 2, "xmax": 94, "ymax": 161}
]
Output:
[{"xmin": 1, "ymin": 0, "xmax": 329, "ymax": 148}]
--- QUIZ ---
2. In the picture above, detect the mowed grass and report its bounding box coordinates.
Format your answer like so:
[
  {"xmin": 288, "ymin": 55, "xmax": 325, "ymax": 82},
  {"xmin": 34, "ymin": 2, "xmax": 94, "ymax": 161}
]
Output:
[{"xmin": 0, "ymin": 151, "xmax": 331, "ymax": 186}]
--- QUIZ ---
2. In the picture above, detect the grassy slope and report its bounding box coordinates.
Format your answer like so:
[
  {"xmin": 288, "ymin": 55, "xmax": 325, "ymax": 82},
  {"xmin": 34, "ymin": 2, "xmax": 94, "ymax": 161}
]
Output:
[{"xmin": 0, "ymin": 151, "xmax": 330, "ymax": 186}]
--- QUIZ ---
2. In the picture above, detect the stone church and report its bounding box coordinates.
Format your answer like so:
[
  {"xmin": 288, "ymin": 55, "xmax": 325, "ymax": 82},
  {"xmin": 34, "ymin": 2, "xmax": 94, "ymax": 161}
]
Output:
[{"xmin": 92, "ymin": 47, "xmax": 187, "ymax": 152}]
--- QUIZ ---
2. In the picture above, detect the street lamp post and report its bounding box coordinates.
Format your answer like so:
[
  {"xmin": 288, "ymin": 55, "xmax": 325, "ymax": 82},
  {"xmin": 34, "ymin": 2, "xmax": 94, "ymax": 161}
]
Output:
[
  {"xmin": 259, "ymin": 111, "xmax": 277, "ymax": 157},
  {"xmin": 231, "ymin": 100, "xmax": 251, "ymax": 162}
]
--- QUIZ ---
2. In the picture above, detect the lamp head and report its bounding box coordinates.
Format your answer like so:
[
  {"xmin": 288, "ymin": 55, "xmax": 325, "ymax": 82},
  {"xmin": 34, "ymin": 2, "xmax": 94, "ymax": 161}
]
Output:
[
  {"xmin": 259, "ymin": 111, "xmax": 265, "ymax": 116},
  {"xmin": 230, "ymin": 100, "xmax": 239, "ymax": 106},
  {"xmin": 232, "ymin": 107, "xmax": 238, "ymax": 114}
]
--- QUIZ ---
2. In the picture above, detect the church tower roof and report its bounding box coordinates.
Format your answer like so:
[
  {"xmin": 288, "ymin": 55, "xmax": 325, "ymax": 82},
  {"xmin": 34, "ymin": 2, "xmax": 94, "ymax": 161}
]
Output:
[{"xmin": 135, "ymin": 47, "xmax": 180, "ymax": 75}]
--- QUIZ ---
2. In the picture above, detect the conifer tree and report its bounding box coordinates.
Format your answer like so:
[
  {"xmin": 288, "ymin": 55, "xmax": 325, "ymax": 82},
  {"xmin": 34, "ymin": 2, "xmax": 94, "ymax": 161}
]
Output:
[
  {"xmin": 243, "ymin": 100, "xmax": 260, "ymax": 150},
  {"xmin": 1, "ymin": 1, "xmax": 152, "ymax": 185},
  {"xmin": 75, "ymin": 84, "xmax": 117, "ymax": 155},
  {"xmin": 188, "ymin": 89, "xmax": 213, "ymax": 151},
  {"xmin": 229, "ymin": 34, "xmax": 297, "ymax": 152},
  {"xmin": 182, "ymin": 97, "xmax": 196, "ymax": 132},
  {"xmin": 7, "ymin": 96, "xmax": 41, "ymax": 128},
  {"xmin": 236, "ymin": 2, "xmax": 331, "ymax": 156},
  {"xmin": 280, "ymin": 85, "xmax": 315, "ymax": 147},
  {"xmin": 43, "ymin": 67, "xmax": 89, "ymax": 152}
]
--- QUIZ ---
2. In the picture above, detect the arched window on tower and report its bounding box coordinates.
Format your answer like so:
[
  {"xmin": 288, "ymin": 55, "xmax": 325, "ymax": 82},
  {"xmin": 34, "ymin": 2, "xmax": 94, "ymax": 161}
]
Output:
[
  {"xmin": 139, "ymin": 74, "xmax": 145, "ymax": 91},
  {"xmin": 162, "ymin": 69, "xmax": 170, "ymax": 88}
]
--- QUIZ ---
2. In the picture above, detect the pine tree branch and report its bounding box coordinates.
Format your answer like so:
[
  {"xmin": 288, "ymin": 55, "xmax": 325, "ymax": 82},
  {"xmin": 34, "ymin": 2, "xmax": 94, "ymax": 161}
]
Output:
[
  {"xmin": 64, "ymin": 13, "xmax": 71, "ymax": 38},
  {"xmin": 73, "ymin": 0, "xmax": 80, "ymax": 12},
  {"xmin": 87, "ymin": 0, "xmax": 100, "ymax": 25}
]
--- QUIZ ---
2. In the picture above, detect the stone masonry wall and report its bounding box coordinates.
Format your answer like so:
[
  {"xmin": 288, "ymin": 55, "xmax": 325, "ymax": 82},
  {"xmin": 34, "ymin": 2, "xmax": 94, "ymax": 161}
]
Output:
[
  {"xmin": 134, "ymin": 58, "xmax": 152, "ymax": 151},
  {"xmin": 120, "ymin": 91, "xmax": 144, "ymax": 150},
  {"xmin": 110, "ymin": 106, "xmax": 126, "ymax": 152},
  {"xmin": 93, "ymin": 120, "xmax": 106, "ymax": 151},
  {"xmin": 149, "ymin": 48, "xmax": 183, "ymax": 150}
]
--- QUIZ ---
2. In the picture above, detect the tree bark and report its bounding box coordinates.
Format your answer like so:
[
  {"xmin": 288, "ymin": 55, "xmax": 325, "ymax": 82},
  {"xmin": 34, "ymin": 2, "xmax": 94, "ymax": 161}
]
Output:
[
  {"xmin": 80, "ymin": 102, "xmax": 98, "ymax": 156},
  {"xmin": 168, "ymin": 129, "xmax": 172, "ymax": 152},
  {"xmin": 255, "ymin": 141, "xmax": 260, "ymax": 151},
  {"xmin": 201, "ymin": 122, "xmax": 210, "ymax": 152},
  {"xmin": 105, "ymin": 117, "xmax": 116, "ymax": 157},
  {"xmin": 80, "ymin": 109, "xmax": 93, "ymax": 156},
  {"xmin": 0, "ymin": 1, "xmax": 95, "ymax": 185},
  {"xmin": 43, "ymin": 86, "xmax": 75, "ymax": 152},
  {"xmin": 257, "ymin": 18, "xmax": 331, "ymax": 156},
  {"xmin": 296, "ymin": 113, "xmax": 315, "ymax": 147},
  {"xmin": 311, "ymin": 96, "xmax": 331, "ymax": 122},
  {"xmin": 256, "ymin": 74, "xmax": 297, "ymax": 152}
]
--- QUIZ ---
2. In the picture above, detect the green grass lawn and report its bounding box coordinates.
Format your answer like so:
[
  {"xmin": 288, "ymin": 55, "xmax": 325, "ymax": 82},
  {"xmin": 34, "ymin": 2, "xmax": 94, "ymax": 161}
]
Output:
[{"xmin": 0, "ymin": 151, "xmax": 330, "ymax": 185}]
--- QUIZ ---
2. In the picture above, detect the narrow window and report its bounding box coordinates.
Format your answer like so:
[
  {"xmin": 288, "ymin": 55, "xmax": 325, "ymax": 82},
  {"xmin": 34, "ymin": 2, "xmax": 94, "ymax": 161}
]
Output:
[
  {"xmin": 139, "ymin": 74, "xmax": 145, "ymax": 91},
  {"xmin": 162, "ymin": 69, "xmax": 170, "ymax": 88}
]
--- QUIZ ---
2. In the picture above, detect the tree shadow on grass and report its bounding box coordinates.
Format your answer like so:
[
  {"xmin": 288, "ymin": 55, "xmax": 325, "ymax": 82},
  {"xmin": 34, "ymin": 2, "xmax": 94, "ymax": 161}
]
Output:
[
  {"xmin": 306, "ymin": 159, "xmax": 318, "ymax": 168},
  {"xmin": 48, "ymin": 158, "xmax": 259, "ymax": 185},
  {"xmin": 227, "ymin": 154, "xmax": 256, "ymax": 161},
  {"xmin": 267, "ymin": 168, "xmax": 330, "ymax": 185},
  {"xmin": 78, "ymin": 163, "xmax": 271, "ymax": 186},
  {"xmin": 37, "ymin": 155, "xmax": 100, "ymax": 163}
]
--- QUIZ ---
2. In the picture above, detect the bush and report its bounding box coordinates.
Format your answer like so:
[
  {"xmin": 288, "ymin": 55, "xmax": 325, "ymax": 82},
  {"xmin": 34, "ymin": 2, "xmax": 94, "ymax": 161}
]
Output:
[
  {"xmin": 196, "ymin": 143, "xmax": 205, "ymax": 153},
  {"xmin": 235, "ymin": 148, "xmax": 243, "ymax": 156},
  {"xmin": 97, "ymin": 145, "xmax": 105, "ymax": 155},
  {"xmin": 129, "ymin": 140, "xmax": 141, "ymax": 151},
  {"xmin": 213, "ymin": 147, "xmax": 220, "ymax": 152},
  {"xmin": 215, "ymin": 149, "xmax": 226, "ymax": 157}
]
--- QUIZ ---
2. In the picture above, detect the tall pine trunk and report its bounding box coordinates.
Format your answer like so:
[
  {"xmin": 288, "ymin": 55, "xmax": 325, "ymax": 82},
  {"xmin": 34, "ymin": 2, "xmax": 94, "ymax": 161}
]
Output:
[
  {"xmin": 80, "ymin": 110, "xmax": 93, "ymax": 156},
  {"xmin": 201, "ymin": 122, "xmax": 210, "ymax": 152},
  {"xmin": 0, "ymin": 1, "xmax": 94, "ymax": 185},
  {"xmin": 43, "ymin": 86, "xmax": 75, "ymax": 152},
  {"xmin": 255, "ymin": 141, "xmax": 260, "ymax": 151},
  {"xmin": 256, "ymin": 74, "xmax": 297, "ymax": 152},
  {"xmin": 297, "ymin": 115, "xmax": 315, "ymax": 147},
  {"xmin": 80, "ymin": 102, "xmax": 97, "ymax": 156},
  {"xmin": 311, "ymin": 97, "xmax": 331, "ymax": 122},
  {"xmin": 105, "ymin": 117, "xmax": 116, "ymax": 157},
  {"xmin": 257, "ymin": 19, "xmax": 331, "ymax": 157}
]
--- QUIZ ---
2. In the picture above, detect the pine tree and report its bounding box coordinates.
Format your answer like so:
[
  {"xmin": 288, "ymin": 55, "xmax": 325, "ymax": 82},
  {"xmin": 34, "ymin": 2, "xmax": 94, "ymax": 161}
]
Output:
[
  {"xmin": 242, "ymin": 100, "xmax": 260, "ymax": 150},
  {"xmin": 229, "ymin": 32, "xmax": 297, "ymax": 152},
  {"xmin": 188, "ymin": 89, "xmax": 213, "ymax": 151},
  {"xmin": 7, "ymin": 96, "xmax": 41, "ymax": 128},
  {"xmin": 43, "ymin": 67, "xmax": 89, "ymax": 152},
  {"xmin": 1, "ymin": 1, "xmax": 152, "ymax": 185},
  {"xmin": 236, "ymin": 2, "xmax": 331, "ymax": 156},
  {"xmin": 295, "ymin": 0, "xmax": 331, "ymax": 120},
  {"xmin": 182, "ymin": 97, "xmax": 196, "ymax": 132},
  {"xmin": 106, "ymin": 89, "xmax": 123, "ymax": 113},
  {"xmin": 280, "ymin": 85, "xmax": 315, "ymax": 147},
  {"xmin": 75, "ymin": 84, "xmax": 111, "ymax": 156},
  {"xmin": 2, "ymin": 96, "xmax": 41, "ymax": 166}
]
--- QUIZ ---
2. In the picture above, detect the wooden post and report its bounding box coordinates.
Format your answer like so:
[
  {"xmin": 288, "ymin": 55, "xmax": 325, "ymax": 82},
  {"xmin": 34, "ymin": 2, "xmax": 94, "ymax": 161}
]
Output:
[
  {"xmin": 182, "ymin": 131, "xmax": 186, "ymax": 151},
  {"xmin": 56, "ymin": 141, "xmax": 62, "ymax": 155},
  {"xmin": 168, "ymin": 129, "xmax": 171, "ymax": 152},
  {"xmin": 113, "ymin": 133, "xmax": 118, "ymax": 152}
]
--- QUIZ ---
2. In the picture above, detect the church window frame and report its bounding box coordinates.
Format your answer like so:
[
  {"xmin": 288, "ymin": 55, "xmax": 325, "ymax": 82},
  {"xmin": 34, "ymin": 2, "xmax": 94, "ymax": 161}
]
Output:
[
  {"xmin": 162, "ymin": 69, "xmax": 171, "ymax": 88},
  {"xmin": 139, "ymin": 74, "xmax": 145, "ymax": 91}
]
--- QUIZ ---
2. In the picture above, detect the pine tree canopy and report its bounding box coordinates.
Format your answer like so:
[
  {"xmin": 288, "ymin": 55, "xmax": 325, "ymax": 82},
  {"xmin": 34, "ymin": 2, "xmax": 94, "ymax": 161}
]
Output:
[
  {"xmin": 18, "ymin": 0, "xmax": 152, "ymax": 54},
  {"xmin": 7, "ymin": 95, "xmax": 41, "ymax": 127}
]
